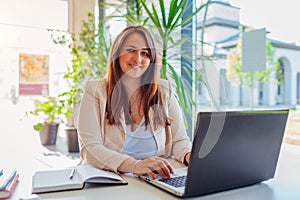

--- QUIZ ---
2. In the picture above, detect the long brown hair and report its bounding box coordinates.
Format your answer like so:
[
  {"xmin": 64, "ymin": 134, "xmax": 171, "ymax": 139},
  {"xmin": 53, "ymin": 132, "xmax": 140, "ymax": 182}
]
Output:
[{"xmin": 105, "ymin": 26, "xmax": 166, "ymax": 128}]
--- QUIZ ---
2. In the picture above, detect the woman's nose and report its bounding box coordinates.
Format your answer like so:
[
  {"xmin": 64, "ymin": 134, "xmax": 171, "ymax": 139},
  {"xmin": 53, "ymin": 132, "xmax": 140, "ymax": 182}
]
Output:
[{"xmin": 133, "ymin": 51, "xmax": 142, "ymax": 63}]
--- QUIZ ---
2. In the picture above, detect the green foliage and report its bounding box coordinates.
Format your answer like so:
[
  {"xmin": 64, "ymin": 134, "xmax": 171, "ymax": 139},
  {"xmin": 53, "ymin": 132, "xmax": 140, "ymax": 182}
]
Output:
[
  {"xmin": 50, "ymin": 13, "xmax": 111, "ymax": 122},
  {"xmin": 63, "ymin": 13, "xmax": 110, "ymax": 107},
  {"xmin": 103, "ymin": 0, "xmax": 148, "ymax": 26},
  {"xmin": 33, "ymin": 123, "xmax": 44, "ymax": 132},
  {"xmin": 126, "ymin": 0, "xmax": 149, "ymax": 26},
  {"xmin": 29, "ymin": 13, "xmax": 110, "ymax": 131},
  {"xmin": 29, "ymin": 96, "xmax": 69, "ymax": 131}
]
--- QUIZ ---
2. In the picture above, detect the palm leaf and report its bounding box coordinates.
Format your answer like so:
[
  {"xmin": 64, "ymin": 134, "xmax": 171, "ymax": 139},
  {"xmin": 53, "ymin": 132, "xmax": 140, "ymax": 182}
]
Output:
[
  {"xmin": 168, "ymin": 63, "xmax": 189, "ymax": 111},
  {"xmin": 159, "ymin": 0, "xmax": 167, "ymax": 27}
]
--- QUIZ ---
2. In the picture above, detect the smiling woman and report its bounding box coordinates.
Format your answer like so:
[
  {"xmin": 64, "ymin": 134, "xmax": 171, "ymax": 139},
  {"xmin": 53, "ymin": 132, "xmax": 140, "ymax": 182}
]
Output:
[
  {"xmin": 118, "ymin": 33, "xmax": 151, "ymax": 79},
  {"xmin": 77, "ymin": 26, "xmax": 192, "ymax": 180}
]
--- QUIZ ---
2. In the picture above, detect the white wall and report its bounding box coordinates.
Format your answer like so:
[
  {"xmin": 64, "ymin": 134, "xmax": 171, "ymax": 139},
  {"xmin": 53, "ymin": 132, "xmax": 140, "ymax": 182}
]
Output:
[
  {"xmin": 276, "ymin": 48, "xmax": 300, "ymax": 105},
  {"xmin": 0, "ymin": 0, "xmax": 69, "ymax": 98}
]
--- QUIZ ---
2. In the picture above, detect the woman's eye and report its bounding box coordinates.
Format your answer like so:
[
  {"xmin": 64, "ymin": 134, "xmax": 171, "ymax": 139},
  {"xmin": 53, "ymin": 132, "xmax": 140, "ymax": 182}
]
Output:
[
  {"xmin": 127, "ymin": 49, "xmax": 135, "ymax": 53},
  {"xmin": 141, "ymin": 52, "xmax": 149, "ymax": 57}
]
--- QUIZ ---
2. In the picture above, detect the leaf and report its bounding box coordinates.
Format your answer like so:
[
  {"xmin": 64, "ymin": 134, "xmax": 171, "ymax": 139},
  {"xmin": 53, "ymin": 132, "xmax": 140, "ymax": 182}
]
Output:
[
  {"xmin": 159, "ymin": 0, "xmax": 167, "ymax": 27},
  {"xmin": 33, "ymin": 123, "xmax": 44, "ymax": 132}
]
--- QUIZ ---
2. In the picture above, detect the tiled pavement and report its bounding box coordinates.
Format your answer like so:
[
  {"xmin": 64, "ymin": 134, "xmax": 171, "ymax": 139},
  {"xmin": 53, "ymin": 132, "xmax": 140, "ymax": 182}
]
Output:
[{"xmin": 284, "ymin": 110, "xmax": 300, "ymax": 146}]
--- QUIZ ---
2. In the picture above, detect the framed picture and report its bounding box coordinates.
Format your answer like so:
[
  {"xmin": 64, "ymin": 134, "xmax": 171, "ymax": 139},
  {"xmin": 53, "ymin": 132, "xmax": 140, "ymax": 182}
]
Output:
[{"xmin": 19, "ymin": 53, "xmax": 49, "ymax": 95}]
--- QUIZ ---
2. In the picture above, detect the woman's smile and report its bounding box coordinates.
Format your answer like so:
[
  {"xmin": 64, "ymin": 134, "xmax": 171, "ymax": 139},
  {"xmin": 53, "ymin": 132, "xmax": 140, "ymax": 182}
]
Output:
[{"xmin": 119, "ymin": 32, "xmax": 151, "ymax": 78}]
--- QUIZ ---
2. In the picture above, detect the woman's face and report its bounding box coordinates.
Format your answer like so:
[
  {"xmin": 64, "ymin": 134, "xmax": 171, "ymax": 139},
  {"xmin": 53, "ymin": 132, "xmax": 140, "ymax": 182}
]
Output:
[{"xmin": 119, "ymin": 32, "xmax": 151, "ymax": 79}]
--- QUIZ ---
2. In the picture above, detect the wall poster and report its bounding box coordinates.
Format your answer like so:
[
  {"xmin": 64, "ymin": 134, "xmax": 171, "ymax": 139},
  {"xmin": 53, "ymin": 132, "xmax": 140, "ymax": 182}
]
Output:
[{"xmin": 19, "ymin": 53, "xmax": 49, "ymax": 95}]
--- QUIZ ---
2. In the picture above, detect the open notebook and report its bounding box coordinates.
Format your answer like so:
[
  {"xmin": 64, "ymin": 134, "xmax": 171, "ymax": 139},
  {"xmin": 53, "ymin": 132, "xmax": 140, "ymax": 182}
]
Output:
[{"xmin": 32, "ymin": 165, "xmax": 127, "ymax": 193}]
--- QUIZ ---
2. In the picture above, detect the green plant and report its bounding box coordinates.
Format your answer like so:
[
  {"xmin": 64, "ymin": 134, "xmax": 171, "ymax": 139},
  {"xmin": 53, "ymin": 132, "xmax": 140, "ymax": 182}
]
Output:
[
  {"xmin": 65, "ymin": 13, "xmax": 110, "ymax": 102},
  {"xmin": 29, "ymin": 96, "xmax": 68, "ymax": 131},
  {"xmin": 51, "ymin": 13, "xmax": 111, "ymax": 125}
]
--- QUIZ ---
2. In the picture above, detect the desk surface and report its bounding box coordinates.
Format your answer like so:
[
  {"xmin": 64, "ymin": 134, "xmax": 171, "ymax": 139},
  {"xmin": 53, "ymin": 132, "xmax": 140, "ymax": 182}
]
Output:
[
  {"xmin": 4, "ymin": 142, "xmax": 300, "ymax": 200},
  {"xmin": 2, "ymin": 100, "xmax": 300, "ymax": 199}
]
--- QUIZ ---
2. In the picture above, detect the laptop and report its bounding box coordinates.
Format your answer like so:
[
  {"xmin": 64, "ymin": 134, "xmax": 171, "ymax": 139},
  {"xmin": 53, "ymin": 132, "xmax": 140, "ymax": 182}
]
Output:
[{"xmin": 140, "ymin": 109, "xmax": 289, "ymax": 197}]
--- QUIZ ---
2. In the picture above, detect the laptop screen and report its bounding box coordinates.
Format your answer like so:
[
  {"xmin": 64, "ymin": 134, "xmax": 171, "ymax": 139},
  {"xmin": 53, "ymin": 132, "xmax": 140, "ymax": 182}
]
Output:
[{"xmin": 185, "ymin": 109, "xmax": 289, "ymax": 197}]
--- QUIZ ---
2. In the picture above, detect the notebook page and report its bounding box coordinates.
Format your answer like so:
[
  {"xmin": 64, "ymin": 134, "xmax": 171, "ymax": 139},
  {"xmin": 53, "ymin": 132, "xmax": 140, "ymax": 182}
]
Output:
[
  {"xmin": 32, "ymin": 168, "xmax": 82, "ymax": 193},
  {"xmin": 76, "ymin": 165, "xmax": 124, "ymax": 183}
]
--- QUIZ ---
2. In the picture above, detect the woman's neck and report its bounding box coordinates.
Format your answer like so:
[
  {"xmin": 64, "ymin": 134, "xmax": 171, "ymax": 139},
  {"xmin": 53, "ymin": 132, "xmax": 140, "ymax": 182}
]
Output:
[
  {"xmin": 121, "ymin": 76, "xmax": 144, "ymax": 127},
  {"xmin": 122, "ymin": 76, "xmax": 142, "ymax": 97}
]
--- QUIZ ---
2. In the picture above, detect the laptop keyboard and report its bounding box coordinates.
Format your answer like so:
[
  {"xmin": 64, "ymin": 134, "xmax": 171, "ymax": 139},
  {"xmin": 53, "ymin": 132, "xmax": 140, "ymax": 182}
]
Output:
[{"xmin": 159, "ymin": 175, "xmax": 186, "ymax": 188}]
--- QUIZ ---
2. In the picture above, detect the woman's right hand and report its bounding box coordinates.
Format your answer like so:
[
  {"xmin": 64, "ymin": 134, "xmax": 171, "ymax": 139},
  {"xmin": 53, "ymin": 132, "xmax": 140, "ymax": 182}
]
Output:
[{"xmin": 133, "ymin": 157, "xmax": 174, "ymax": 179}]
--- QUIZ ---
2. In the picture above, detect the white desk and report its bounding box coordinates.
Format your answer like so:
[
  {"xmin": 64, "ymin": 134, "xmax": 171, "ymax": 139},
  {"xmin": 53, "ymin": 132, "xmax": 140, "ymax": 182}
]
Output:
[{"xmin": 6, "ymin": 143, "xmax": 300, "ymax": 200}]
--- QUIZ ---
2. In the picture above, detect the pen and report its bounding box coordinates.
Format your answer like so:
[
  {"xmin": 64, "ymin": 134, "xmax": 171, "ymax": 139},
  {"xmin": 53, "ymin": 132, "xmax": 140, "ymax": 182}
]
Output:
[
  {"xmin": 69, "ymin": 168, "xmax": 76, "ymax": 179},
  {"xmin": 0, "ymin": 170, "xmax": 17, "ymax": 190}
]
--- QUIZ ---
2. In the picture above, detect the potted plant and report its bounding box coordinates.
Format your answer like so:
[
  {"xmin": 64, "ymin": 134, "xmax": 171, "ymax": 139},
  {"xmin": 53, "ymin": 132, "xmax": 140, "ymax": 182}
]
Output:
[{"xmin": 29, "ymin": 96, "xmax": 65, "ymax": 145}]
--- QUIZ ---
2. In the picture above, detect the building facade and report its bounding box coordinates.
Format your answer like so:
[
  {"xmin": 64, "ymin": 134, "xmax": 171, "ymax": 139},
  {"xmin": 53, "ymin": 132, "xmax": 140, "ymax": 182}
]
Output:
[{"xmin": 196, "ymin": 0, "xmax": 300, "ymax": 109}]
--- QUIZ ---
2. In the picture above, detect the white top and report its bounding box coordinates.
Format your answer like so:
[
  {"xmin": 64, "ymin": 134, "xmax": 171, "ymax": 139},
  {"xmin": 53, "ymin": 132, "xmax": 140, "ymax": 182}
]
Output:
[{"xmin": 121, "ymin": 117, "xmax": 157, "ymax": 160}]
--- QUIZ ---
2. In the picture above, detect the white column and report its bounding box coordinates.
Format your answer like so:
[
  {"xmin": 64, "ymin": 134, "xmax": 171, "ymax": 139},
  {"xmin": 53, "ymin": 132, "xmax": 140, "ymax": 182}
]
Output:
[
  {"xmin": 67, "ymin": 0, "xmax": 95, "ymax": 44},
  {"xmin": 268, "ymin": 72, "xmax": 276, "ymax": 106}
]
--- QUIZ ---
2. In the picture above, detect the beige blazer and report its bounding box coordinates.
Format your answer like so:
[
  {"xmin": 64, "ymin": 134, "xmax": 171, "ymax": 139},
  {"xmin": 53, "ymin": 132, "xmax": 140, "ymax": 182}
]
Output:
[{"xmin": 77, "ymin": 78, "xmax": 191, "ymax": 173}]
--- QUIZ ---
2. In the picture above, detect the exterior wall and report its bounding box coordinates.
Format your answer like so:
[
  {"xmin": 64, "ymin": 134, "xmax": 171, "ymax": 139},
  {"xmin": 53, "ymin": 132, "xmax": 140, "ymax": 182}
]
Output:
[
  {"xmin": 275, "ymin": 48, "xmax": 300, "ymax": 105},
  {"xmin": 198, "ymin": 26, "xmax": 239, "ymax": 44},
  {"xmin": 196, "ymin": 1, "xmax": 300, "ymax": 108},
  {"xmin": 198, "ymin": 1, "xmax": 240, "ymax": 22},
  {"xmin": 197, "ymin": 1, "xmax": 240, "ymax": 44},
  {"xmin": 196, "ymin": 46, "xmax": 300, "ymax": 108}
]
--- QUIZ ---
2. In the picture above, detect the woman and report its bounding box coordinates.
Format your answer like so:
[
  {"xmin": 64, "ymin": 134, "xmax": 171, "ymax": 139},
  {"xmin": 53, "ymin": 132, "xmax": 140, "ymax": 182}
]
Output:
[{"xmin": 78, "ymin": 26, "xmax": 191, "ymax": 179}]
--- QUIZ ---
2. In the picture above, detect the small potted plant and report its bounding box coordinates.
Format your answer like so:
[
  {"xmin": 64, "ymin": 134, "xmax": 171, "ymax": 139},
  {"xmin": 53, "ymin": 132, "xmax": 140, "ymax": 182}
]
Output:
[{"xmin": 29, "ymin": 96, "xmax": 65, "ymax": 145}]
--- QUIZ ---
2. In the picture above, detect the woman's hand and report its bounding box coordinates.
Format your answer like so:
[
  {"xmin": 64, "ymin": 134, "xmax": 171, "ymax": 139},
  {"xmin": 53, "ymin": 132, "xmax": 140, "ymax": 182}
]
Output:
[
  {"xmin": 133, "ymin": 157, "xmax": 174, "ymax": 179},
  {"xmin": 184, "ymin": 152, "xmax": 191, "ymax": 165}
]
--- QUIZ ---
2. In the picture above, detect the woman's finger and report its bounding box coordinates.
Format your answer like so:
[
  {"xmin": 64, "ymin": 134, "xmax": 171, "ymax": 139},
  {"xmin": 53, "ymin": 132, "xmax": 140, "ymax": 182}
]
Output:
[
  {"xmin": 164, "ymin": 161, "xmax": 174, "ymax": 174},
  {"xmin": 157, "ymin": 161, "xmax": 171, "ymax": 178},
  {"xmin": 149, "ymin": 159, "xmax": 171, "ymax": 179},
  {"xmin": 134, "ymin": 160, "xmax": 160, "ymax": 179},
  {"xmin": 155, "ymin": 157, "xmax": 174, "ymax": 174},
  {"xmin": 151, "ymin": 166, "xmax": 167, "ymax": 179},
  {"xmin": 147, "ymin": 170, "xmax": 157, "ymax": 179},
  {"xmin": 136, "ymin": 157, "xmax": 175, "ymax": 179}
]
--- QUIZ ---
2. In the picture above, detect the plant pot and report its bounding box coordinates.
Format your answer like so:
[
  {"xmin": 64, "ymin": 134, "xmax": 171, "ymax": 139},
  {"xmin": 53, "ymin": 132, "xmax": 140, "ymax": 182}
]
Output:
[
  {"xmin": 65, "ymin": 126, "xmax": 79, "ymax": 152},
  {"xmin": 39, "ymin": 123, "xmax": 59, "ymax": 145}
]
